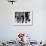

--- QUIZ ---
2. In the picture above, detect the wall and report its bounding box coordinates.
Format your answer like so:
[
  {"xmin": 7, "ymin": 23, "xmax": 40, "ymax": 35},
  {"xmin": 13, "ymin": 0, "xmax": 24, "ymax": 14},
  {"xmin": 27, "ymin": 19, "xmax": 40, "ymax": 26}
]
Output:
[{"xmin": 0, "ymin": 0, "xmax": 46, "ymax": 41}]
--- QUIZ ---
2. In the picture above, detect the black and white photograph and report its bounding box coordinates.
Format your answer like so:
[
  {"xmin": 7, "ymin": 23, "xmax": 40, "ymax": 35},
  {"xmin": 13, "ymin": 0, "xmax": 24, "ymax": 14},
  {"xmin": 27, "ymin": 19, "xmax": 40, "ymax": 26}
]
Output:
[{"xmin": 14, "ymin": 11, "xmax": 32, "ymax": 26}]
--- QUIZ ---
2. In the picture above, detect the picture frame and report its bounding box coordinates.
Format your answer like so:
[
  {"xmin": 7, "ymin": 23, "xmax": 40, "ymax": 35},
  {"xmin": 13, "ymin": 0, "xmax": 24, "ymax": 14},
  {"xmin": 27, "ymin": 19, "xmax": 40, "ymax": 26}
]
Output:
[{"xmin": 13, "ymin": 10, "xmax": 33, "ymax": 26}]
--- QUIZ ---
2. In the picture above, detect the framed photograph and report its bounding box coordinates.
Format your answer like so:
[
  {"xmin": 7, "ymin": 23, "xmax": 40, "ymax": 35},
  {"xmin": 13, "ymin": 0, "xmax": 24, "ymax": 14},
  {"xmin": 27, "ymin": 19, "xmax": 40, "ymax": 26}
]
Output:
[{"xmin": 14, "ymin": 10, "xmax": 33, "ymax": 26}]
